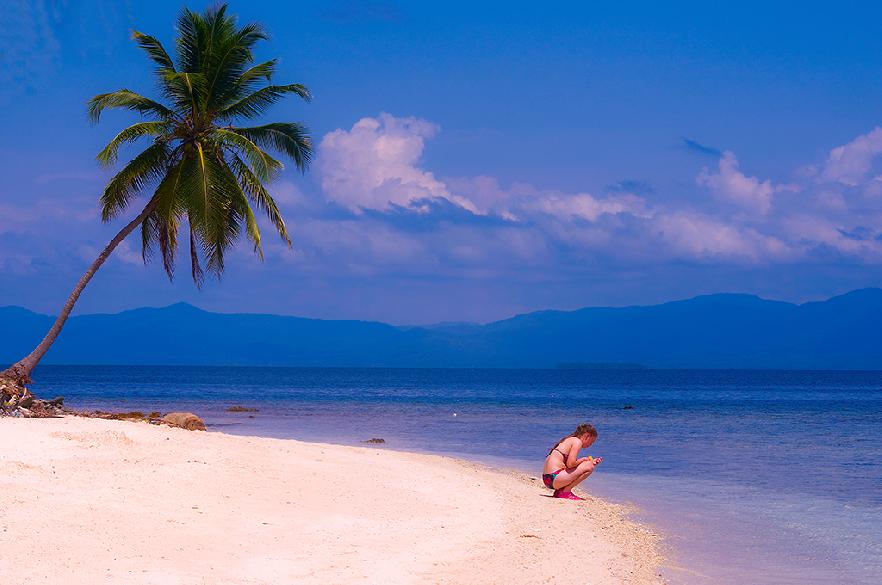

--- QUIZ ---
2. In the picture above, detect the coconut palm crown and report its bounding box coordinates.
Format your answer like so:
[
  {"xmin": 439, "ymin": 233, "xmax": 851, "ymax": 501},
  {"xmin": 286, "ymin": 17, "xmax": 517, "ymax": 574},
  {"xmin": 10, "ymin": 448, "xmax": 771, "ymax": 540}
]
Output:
[
  {"xmin": 1, "ymin": 4, "xmax": 311, "ymax": 386},
  {"xmin": 92, "ymin": 4, "xmax": 311, "ymax": 281}
]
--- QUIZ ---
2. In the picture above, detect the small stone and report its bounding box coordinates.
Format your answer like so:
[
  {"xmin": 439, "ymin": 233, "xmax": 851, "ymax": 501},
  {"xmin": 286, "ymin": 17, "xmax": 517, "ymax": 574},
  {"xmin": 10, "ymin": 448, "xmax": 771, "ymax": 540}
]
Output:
[{"xmin": 362, "ymin": 438, "xmax": 386, "ymax": 444}]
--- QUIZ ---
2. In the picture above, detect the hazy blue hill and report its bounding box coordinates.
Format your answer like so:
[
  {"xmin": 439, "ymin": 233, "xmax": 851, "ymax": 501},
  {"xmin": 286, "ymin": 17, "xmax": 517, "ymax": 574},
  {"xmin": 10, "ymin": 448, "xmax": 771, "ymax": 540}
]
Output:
[{"xmin": 3, "ymin": 289, "xmax": 882, "ymax": 369}]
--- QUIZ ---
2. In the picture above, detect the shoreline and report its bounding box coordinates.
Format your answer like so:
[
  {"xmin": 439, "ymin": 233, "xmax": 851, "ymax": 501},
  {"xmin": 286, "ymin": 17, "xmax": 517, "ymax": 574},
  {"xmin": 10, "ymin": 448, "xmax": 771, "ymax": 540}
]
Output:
[{"xmin": 1, "ymin": 416, "xmax": 666, "ymax": 584}]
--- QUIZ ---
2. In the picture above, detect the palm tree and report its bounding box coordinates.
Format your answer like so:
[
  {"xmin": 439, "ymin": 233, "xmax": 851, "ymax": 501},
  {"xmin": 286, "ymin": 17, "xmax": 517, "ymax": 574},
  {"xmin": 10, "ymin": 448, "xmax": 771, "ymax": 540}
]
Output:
[{"xmin": 1, "ymin": 5, "xmax": 311, "ymax": 387}]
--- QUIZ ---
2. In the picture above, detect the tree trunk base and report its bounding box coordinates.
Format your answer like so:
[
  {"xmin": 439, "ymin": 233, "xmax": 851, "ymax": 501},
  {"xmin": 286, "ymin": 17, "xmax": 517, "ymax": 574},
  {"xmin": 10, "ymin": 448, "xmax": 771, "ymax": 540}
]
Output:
[
  {"xmin": 1, "ymin": 363, "xmax": 33, "ymax": 386},
  {"xmin": 0, "ymin": 377, "xmax": 65, "ymax": 418}
]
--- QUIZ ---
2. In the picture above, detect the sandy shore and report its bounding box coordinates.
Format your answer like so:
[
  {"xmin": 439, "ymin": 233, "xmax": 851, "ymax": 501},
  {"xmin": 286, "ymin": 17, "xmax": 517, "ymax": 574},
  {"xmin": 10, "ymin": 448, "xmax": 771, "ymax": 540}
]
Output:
[{"xmin": 0, "ymin": 416, "xmax": 664, "ymax": 584}]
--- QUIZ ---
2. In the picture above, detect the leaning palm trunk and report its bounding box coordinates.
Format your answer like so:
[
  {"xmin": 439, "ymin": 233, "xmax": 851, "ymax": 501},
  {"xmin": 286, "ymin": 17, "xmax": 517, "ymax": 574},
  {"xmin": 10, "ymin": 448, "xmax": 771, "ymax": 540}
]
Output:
[
  {"xmin": 3, "ymin": 6, "xmax": 311, "ymax": 398},
  {"xmin": 1, "ymin": 199, "xmax": 157, "ymax": 387}
]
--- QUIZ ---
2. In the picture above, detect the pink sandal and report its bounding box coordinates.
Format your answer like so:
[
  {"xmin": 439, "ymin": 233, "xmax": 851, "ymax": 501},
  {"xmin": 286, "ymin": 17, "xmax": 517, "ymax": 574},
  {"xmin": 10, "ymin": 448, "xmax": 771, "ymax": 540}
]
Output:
[{"xmin": 556, "ymin": 491, "xmax": 584, "ymax": 500}]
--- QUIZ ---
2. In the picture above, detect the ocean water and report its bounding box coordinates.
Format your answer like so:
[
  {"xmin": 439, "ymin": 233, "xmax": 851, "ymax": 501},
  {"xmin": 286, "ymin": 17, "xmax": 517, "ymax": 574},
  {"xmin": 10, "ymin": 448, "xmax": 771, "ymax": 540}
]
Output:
[{"xmin": 28, "ymin": 366, "xmax": 882, "ymax": 585}]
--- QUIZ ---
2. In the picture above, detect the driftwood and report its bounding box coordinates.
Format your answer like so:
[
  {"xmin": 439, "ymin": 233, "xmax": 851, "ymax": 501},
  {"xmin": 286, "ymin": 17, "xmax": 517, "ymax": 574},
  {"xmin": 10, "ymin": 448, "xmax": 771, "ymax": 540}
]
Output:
[{"xmin": 0, "ymin": 377, "xmax": 68, "ymax": 418}]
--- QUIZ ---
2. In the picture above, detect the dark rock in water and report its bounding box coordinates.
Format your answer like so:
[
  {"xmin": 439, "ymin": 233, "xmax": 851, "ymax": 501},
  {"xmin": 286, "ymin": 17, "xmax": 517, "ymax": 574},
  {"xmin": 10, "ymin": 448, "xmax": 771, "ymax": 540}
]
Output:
[
  {"xmin": 162, "ymin": 412, "xmax": 206, "ymax": 431},
  {"xmin": 46, "ymin": 396, "xmax": 65, "ymax": 407},
  {"xmin": 227, "ymin": 405, "xmax": 259, "ymax": 413},
  {"xmin": 623, "ymin": 405, "xmax": 636, "ymax": 410},
  {"xmin": 363, "ymin": 438, "xmax": 386, "ymax": 444}
]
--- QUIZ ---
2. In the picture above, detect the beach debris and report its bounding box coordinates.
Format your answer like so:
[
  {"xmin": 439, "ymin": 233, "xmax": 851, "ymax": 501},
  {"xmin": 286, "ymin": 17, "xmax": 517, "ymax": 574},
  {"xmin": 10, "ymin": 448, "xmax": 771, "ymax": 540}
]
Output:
[
  {"xmin": 1, "ymin": 378, "xmax": 69, "ymax": 418},
  {"xmin": 162, "ymin": 412, "xmax": 206, "ymax": 431},
  {"xmin": 82, "ymin": 410, "xmax": 164, "ymax": 424},
  {"xmin": 226, "ymin": 405, "xmax": 259, "ymax": 413},
  {"xmin": 362, "ymin": 437, "xmax": 386, "ymax": 444}
]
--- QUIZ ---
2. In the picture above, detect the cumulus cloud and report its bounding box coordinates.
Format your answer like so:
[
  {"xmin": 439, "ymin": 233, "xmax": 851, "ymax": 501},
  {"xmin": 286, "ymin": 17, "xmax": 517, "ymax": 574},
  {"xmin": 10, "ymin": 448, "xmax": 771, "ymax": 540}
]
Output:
[
  {"xmin": 821, "ymin": 127, "xmax": 882, "ymax": 186},
  {"xmin": 9, "ymin": 111, "xmax": 882, "ymax": 316},
  {"xmin": 319, "ymin": 114, "xmax": 476, "ymax": 212},
  {"xmin": 651, "ymin": 212, "xmax": 791, "ymax": 262},
  {"xmin": 518, "ymin": 192, "xmax": 646, "ymax": 222},
  {"xmin": 697, "ymin": 151, "xmax": 776, "ymax": 215},
  {"xmin": 310, "ymin": 113, "xmax": 882, "ymax": 271}
]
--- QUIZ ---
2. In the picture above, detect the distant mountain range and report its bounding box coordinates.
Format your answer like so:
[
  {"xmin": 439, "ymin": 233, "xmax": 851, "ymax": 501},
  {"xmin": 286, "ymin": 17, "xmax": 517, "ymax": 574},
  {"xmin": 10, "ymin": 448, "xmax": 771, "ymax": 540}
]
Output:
[{"xmin": 3, "ymin": 289, "xmax": 882, "ymax": 369}]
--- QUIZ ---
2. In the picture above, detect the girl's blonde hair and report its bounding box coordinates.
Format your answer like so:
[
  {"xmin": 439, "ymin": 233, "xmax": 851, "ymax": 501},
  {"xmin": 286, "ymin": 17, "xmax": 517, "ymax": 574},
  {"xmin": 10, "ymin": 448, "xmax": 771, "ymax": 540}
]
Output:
[{"xmin": 549, "ymin": 423, "xmax": 597, "ymax": 455}]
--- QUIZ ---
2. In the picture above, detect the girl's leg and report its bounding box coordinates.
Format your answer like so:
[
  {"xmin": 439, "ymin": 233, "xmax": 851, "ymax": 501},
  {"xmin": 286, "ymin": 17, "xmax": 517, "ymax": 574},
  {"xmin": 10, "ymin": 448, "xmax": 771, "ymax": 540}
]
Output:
[
  {"xmin": 564, "ymin": 469, "xmax": 592, "ymax": 492},
  {"xmin": 552, "ymin": 460, "xmax": 594, "ymax": 490}
]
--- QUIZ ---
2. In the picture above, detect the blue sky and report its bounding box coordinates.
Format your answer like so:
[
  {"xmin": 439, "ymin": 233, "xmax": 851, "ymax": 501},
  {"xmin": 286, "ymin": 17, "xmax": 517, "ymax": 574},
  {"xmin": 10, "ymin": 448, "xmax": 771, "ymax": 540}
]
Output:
[{"xmin": 3, "ymin": 1, "xmax": 882, "ymax": 323}]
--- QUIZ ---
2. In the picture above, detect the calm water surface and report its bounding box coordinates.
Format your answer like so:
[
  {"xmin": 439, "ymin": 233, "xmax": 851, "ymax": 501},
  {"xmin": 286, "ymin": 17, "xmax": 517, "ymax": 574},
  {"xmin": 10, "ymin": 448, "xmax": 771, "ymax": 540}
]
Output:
[{"xmin": 30, "ymin": 366, "xmax": 882, "ymax": 585}]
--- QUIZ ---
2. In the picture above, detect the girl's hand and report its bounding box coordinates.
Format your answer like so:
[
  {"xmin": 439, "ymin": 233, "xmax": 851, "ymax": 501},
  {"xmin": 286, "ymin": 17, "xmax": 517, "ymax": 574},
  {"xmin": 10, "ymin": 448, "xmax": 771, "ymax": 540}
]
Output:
[{"xmin": 593, "ymin": 456, "xmax": 603, "ymax": 465}]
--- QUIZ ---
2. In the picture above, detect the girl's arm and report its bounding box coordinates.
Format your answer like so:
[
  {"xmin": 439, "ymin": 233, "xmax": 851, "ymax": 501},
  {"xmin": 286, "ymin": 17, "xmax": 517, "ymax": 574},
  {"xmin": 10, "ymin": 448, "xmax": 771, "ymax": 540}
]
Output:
[{"xmin": 564, "ymin": 437, "xmax": 582, "ymax": 468}]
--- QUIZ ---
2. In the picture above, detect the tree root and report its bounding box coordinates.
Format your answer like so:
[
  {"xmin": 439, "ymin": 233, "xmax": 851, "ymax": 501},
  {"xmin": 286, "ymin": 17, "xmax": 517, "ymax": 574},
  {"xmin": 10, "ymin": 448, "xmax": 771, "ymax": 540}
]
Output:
[{"xmin": 0, "ymin": 377, "xmax": 66, "ymax": 418}]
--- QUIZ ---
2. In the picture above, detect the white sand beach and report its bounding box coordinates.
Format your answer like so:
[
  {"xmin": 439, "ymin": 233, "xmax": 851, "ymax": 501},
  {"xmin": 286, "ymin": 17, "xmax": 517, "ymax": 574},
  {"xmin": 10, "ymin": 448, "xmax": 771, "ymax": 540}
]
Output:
[{"xmin": 0, "ymin": 417, "xmax": 664, "ymax": 584}]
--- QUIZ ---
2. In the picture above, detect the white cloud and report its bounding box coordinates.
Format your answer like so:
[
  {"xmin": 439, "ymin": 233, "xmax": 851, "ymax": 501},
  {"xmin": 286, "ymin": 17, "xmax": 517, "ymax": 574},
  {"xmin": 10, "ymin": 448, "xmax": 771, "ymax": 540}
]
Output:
[
  {"xmin": 651, "ymin": 212, "xmax": 792, "ymax": 262},
  {"xmin": 520, "ymin": 192, "xmax": 646, "ymax": 222},
  {"xmin": 821, "ymin": 127, "xmax": 882, "ymax": 186},
  {"xmin": 281, "ymin": 116, "xmax": 882, "ymax": 271},
  {"xmin": 697, "ymin": 151, "xmax": 775, "ymax": 215},
  {"xmin": 319, "ymin": 113, "xmax": 476, "ymax": 212}
]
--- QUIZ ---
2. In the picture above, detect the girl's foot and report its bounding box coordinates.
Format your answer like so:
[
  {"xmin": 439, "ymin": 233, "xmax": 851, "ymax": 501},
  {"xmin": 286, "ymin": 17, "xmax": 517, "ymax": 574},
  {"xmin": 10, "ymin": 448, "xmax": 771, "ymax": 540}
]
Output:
[{"xmin": 559, "ymin": 491, "xmax": 584, "ymax": 501}]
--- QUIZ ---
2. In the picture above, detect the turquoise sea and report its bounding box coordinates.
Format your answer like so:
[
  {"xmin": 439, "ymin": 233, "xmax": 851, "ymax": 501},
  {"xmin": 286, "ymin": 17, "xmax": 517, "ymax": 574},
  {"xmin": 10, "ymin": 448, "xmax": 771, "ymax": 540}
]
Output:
[{"xmin": 29, "ymin": 366, "xmax": 882, "ymax": 585}]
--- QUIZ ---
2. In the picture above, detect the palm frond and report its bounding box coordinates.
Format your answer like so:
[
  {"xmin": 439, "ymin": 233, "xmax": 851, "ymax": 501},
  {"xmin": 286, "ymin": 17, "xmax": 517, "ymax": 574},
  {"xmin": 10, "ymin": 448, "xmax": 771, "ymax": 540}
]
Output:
[
  {"xmin": 161, "ymin": 71, "xmax": 208, "ymax": 116},
  {"xmin": 142, "ymin": 160, "xmax": 186, "ymax": 277},
  {"xmin": 131, "ymin": 30, "xmax": 176, "ymax": 71},
  {"xmin": 141, "ymin": 211, "xmax": 180, "ymax": 277},
  {"xmin": 218, "ymin": 158, "xmax": 262, "ymax": 259},
  {"xmin": 175, "ymin": 8, "xmax": 203, "ymax": 73},
  {"xmin": 188, "ymin": 224, "xmax": 205, "ymax": 286},
  {"xmin": 238, "ymin": 59, "xmax": 277, "ymax": 85},
  {"xmin": 216, "ymin": 128, "xmax": 282, "ymax": 181},
  {"xmin": 211, "ymin": 59, "xmax": 277, "ymax": 112},
  {"xmin": 238, "ymin": 193, "xmax": 262, "ymax": 259},
  {"xmin": 178, "ymin": 144, "xmax": 242, "ymax": 277},
  {"xmin": 218, "ymin": 84, "xmax": 311, "ymax": 121},
  {"xmin": 229, "ymin": 123, "xmax": 312, "ymax": 172},
  {"xmin": 101, "ymin": 141, "xmax": 173, "ymax": 221},
  {"xmin": 90, "ymin": 4, "xmax": 308, "ymax": 290},
  {"xmin": 232, "ymin": 154, "xmax": 290, "ymax": 245},
  {"xmin": 97, "ymin": 121, "xmax": 170, "ymax": 166},
  {"xmin": 88, "ymin": 90, "xmax": 175, "ymax": 124},
  {"xmin": 203, "ymin": 20, "xmax": 268, "ymax": 108}
]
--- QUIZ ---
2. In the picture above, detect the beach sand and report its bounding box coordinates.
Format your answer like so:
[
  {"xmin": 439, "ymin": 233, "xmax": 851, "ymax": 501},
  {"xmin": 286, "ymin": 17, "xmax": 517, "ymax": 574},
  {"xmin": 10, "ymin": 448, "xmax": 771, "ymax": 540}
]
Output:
[{"xmin": 1, "ymin": 416, "xmax": 664, "ymax": 584}]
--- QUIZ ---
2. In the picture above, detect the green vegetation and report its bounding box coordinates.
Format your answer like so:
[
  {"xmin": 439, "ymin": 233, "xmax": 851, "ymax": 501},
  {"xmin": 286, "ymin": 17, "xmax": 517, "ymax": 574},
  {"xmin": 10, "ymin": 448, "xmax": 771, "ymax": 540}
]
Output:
[{"xmin": 1, "ymin": 4, "xmax": 312, "ymax": 386}]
